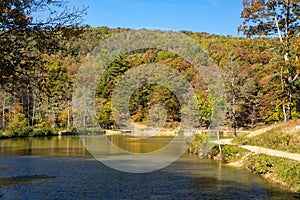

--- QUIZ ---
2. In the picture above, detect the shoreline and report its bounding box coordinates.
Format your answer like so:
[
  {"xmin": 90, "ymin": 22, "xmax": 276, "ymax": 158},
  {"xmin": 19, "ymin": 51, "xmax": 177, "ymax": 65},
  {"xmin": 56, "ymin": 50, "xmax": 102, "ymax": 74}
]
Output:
[
  {"xmin": 227, "ymin": 162, "xmax": 297, "ymax": 193},
  {"xmin": 190, "ymin": 146, "xmax": 300, "ymax": 193},
  {"xmin": 105, "ymin": 129, "xmax": 179, "ymax": 137},
  {"xmin": 225, "ymin": 153, "xmax": 290, "ymax": 191}
]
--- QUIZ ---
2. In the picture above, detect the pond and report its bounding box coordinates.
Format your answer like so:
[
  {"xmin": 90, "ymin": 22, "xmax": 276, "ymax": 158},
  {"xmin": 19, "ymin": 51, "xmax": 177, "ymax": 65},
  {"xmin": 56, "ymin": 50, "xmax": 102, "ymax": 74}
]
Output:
[{"xmin": 0, "ymin": 136, "xmax": 299, "ymax": 199}]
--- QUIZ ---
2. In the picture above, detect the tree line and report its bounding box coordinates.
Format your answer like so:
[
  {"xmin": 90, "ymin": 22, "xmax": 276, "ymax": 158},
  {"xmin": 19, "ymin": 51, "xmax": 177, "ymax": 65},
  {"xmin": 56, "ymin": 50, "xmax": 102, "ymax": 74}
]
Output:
[{"xmin": 0, "ymin": 0, "xmax": 299, "ymax": 137}]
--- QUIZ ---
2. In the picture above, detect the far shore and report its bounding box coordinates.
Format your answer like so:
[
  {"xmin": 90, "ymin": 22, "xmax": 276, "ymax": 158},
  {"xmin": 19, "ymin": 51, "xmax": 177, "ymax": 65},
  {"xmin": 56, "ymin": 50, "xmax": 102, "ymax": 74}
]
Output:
[{"xmin": 105, "ymin": 129, "xmax": 179, "ymax": 137}]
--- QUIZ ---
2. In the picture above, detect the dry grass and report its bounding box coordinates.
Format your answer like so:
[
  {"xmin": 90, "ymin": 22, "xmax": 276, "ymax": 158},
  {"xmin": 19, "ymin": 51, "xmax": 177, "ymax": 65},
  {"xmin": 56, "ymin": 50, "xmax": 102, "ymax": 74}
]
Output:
[{"xmin": 234, "ymin": 120, "xmax": 300, "ymax": 153}]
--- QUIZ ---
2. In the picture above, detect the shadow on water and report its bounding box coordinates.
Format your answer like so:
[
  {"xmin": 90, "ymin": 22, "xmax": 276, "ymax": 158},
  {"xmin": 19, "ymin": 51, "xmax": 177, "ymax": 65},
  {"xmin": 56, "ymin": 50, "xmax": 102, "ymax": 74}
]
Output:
[
  {"xmin": 189, "ymin": 176, "xmax": 300, "ymax": 199},
  {"xmin": 0, "ymin": 175, "xmax": 55, "ymax": 187}
]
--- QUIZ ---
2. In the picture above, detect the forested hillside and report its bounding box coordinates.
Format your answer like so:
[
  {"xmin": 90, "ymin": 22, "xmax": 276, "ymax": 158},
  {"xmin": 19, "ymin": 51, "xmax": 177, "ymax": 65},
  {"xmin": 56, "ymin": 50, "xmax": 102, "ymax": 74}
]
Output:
[{"xmin": 0, "ymin": 26, "xmax": 299, "ymax": 137}]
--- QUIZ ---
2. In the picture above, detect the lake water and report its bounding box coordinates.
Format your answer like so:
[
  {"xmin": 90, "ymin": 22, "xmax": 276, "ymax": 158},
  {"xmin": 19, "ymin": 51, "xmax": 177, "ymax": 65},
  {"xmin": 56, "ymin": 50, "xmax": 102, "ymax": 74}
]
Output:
[{"xmin": 0, "ymin": 136, "xmax": 299, "ymax": 199}]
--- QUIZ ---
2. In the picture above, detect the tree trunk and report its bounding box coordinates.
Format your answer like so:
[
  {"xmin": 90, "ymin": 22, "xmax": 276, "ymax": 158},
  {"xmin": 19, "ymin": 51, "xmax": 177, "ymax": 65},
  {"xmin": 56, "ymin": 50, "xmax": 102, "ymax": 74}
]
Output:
[
  {"xmin": 67, "ymin": 99, "xmax": 71, "ymax": 129},
  {"xmin": 32, "ymin": 99, "xmax": 35, "ymax": 126},
  {"xmin": 2, "ymin": 100, "xmax": 5, "ymax": 129},
  {"xmin": 52, "ymin": 107, "xmax": 55, "ymax": 129},
  {"xmin": 251, "ymin": 104, "xmax": 256, "ymax": 128},
  {"xmin": 283, "ymin": 104, "xmax": 287, "ymax": 122},
  {"xmin": 27, "ymin": 87, "xmax": 30, "ymax": 126},
  {"xmin": 217, "ymin": 130, "xmax": 222, "ymax": 153},
  {"xmin": 232, "ymin": 124, "xmax": 237, "ymax": 137},
  {"xmin": 232, "ymin": 82, "xmax": 237, "ymax": 137}
]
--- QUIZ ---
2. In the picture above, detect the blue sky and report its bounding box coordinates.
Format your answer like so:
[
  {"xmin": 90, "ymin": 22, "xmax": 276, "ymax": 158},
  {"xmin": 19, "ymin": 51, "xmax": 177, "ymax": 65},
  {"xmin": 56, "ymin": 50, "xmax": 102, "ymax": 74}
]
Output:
[{"xmin": 72, "ymin": 0, "xmax": 244, "ymax": 36}]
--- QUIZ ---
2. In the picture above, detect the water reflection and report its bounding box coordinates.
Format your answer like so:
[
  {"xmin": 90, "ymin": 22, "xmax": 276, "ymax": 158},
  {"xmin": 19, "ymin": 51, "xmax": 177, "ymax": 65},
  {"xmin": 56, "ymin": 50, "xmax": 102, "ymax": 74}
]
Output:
[
  {"xmin": 0, "ymin": 136, "xmax": 178, "ymax": 156},
  {"xmin": 107, "ymin": 135, "xmax": 175, "ymax": 153},
  {"xmin": 0, "ymin": 136, "xmax": 88, "ymax": 156}
]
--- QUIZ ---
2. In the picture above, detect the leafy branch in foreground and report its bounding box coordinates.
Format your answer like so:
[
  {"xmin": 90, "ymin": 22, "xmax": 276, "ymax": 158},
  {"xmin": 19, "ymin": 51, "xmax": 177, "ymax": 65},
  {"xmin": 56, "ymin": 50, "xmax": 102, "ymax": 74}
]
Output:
[{"xmin": 0, "ymin": 0, "xmax": 87, "ymax": 86}]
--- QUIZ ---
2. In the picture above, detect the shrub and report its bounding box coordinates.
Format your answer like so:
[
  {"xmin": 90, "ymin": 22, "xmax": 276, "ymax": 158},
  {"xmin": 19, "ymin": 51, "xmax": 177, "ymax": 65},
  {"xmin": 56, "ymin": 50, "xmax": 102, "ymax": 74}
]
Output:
[
  {"xmin": 209, "ymin": 144, "xmax": 249, "ymax": 162},
  {"xmin": 16, "ymin": 126, "xmax": 33, "ymax": 137},
  {"xmin": 32, "ymin": 122, "xmax": 58, "ymax": 136},
  {"xmin": 68, "ymin": 126, "xmax": 78, "ymax": 134},
  {"xmin": 188, "ymin": 133, "xmax": 207, "ymax": 154},
  {"xmin": 5, "ymin": 113, "xmax": 30, "ymax": 137},
  {"xmin": 33, "ymin": 127, "xmax": 57, "ymax": 137},
  {"xmin": 0, "ymin": 130, "xmax": 6, "ymax": 138}
]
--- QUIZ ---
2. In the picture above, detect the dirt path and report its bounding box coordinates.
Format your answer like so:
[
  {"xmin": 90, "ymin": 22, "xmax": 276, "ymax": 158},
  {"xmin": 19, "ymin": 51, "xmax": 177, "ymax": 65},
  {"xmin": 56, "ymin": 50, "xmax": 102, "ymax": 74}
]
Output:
[
  {"xmin": 210, "ymin": 138, "xmax": 233, "ymax": 145},
  {"xmin": 211, "ymin": 138, "xmax": 300, "ymax": 161},
  {"xmin": 239, "ymin": 145, "xmax": 300, "ymax": 161}
]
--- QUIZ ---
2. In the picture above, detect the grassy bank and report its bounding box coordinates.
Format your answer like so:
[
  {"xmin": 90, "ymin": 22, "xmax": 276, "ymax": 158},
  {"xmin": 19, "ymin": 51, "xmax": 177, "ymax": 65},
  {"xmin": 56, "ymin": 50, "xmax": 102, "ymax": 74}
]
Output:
[
  {"xmin": 188, "ymin": 134, "xmax": 300, "ymax": 193},
  {"xmin": 234, "ymin": 120, "xmax": 300, "ymax": 153},
  {"xmin": 243, "ymin": 154, "xmax": 300, "ymax": 192}
]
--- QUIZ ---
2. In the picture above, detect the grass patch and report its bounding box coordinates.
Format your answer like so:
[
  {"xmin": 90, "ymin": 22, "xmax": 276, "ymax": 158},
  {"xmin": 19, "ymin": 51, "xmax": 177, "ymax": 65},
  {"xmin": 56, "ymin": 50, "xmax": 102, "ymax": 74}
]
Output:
[
  {"xmin": 209, "ymin": 144, "xmax": 250, "ymax": 163},
  {"xmin": 221, "ymin": 145, "xmax": 250, "ymax": 162},
  {"xmin": 234, "ymin": 120, "xmax": 300, "ymax": 153},
  {"xmin": 243, "ymin": 154, "xmax": 300, "ymax": 192}
]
